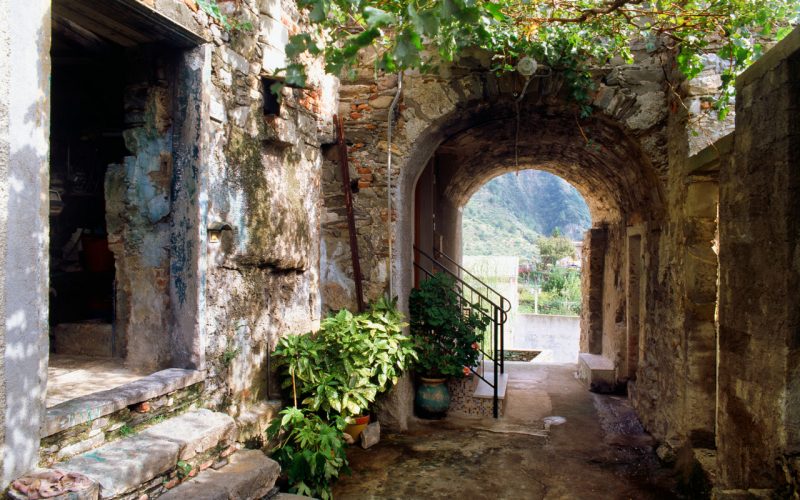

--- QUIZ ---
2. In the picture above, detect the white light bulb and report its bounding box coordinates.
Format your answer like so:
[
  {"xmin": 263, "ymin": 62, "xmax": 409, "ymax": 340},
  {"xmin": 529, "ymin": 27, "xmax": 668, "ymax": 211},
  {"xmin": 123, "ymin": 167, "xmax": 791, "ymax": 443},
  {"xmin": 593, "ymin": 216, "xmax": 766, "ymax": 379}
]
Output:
[{"xmin": 516, "ymin": 57, "xmax": 538, "ymax": 77}]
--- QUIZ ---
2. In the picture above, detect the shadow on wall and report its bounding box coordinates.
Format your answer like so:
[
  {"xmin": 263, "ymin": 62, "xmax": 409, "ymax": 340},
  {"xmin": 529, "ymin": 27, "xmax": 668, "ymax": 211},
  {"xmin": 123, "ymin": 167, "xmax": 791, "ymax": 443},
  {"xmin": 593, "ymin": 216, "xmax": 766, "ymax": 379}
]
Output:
[{"xmin": 2, "ymin": 3, "xmax": 52, "ymax": 484}]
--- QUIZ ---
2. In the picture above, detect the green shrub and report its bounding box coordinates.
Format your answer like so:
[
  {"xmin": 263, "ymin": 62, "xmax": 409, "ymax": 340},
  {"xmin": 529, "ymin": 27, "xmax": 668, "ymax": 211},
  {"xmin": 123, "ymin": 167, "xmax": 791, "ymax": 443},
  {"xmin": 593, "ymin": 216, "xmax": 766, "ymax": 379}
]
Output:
[
  {"xmin": 273, "ymin": 296, "xmax": 416, "ymax": 419},
  {"xmin": 409, "ymin": 273, "xmax": 490, "ymax": 378},
  {"xmin": 267, "ymin": 407, "xmax": 349, "ymax": 500},
  {"xmin": 269, "ymin": 298, "xmax": 416, "ymax": 497}
]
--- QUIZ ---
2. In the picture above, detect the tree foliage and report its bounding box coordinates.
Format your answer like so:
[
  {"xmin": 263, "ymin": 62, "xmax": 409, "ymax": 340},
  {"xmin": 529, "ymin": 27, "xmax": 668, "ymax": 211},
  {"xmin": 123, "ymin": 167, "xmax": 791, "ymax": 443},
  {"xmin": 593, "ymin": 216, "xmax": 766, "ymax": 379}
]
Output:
[
  {"xmin": 280, "ymin": 0, "xmax": 798, "ymax": 114},
  {"xmin": 537, "ymin": 233, "xmax": 576, "ymax": 268}
]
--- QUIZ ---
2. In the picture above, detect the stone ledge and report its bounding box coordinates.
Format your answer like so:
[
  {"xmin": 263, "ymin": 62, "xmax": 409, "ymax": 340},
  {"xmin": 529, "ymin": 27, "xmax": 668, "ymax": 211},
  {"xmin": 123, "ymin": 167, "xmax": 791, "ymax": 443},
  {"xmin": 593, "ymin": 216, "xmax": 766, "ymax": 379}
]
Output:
[
  {"xmin": 737, "ymin": 26, "xmax": 800, "ymax": 88},
  {"xmin": 43, "ymin": 368, "xmax": 205, "ymax": 437},
  {"xmin": 159, "ymin": 449, "xmax": 280, "ymax": 500},
  {"xmin": 577, "ymin": 353, "xmax": 616, "ymax": 392},
  {"xmin": 473, "ymin": 373, "xmax": 509, "ymax": 401},
  {"xmin": 55, "ymin": 409, "xmax": 235, "ymax": 498}
]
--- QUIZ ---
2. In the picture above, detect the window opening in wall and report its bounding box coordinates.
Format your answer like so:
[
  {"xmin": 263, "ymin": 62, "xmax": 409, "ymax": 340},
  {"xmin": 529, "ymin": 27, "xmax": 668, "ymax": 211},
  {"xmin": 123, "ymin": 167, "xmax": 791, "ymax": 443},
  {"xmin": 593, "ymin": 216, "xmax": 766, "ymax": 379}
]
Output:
[{"xmin": 263, "ymin": 78, "xmax": 282, "ymax": 116}]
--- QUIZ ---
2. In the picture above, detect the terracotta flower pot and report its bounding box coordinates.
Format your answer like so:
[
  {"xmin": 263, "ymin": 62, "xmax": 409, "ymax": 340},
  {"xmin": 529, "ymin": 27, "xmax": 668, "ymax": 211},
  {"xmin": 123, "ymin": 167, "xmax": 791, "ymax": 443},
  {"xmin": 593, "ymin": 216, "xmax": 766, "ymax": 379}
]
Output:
[
  {"xmin": 344, "ymin": 414, "xmax": 370, "ymax": 441},
  {"xmin": 415, "ymin": 377, "xmax": 450, "ymax": 419}
]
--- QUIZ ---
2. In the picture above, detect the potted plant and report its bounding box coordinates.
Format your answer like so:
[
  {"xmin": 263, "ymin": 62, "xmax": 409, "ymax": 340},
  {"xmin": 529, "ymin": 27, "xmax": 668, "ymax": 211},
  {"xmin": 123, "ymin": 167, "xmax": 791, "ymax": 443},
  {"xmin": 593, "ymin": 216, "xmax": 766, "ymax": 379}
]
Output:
[
  {"xmin": 269, "ymin": 297, "xmax": 416, "ymax": 496},
  {"xmin": 409, "ymin": 272, "xmax": 490, "ymax": 418}
]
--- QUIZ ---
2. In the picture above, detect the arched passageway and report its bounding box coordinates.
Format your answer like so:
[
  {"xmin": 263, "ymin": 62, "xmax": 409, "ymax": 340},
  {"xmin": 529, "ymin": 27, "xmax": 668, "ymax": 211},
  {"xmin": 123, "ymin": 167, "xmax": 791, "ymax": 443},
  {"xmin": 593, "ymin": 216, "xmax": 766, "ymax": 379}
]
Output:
[
  {"xmin": 323, "ymin": 51, "xmax": 726, "ymax": 468},
  {"xmin": 406, "ymin": 102, "xmax": 665, "ymax": 381}
]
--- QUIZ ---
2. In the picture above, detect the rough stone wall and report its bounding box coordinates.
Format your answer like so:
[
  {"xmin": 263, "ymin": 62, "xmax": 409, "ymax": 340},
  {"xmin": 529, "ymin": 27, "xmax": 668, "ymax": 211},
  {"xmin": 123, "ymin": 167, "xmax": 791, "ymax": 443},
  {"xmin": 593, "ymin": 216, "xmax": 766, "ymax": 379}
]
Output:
[
  {"xmin": 166, "ymin": 0, "xmax": 337, "ymax": 423},
  {"xmin": 106, "ymin": 50, "xmax": 179, "ymax": 371},
  {"xmin": 717, "ymin": 27, "xmax": 800, "ymax": 494},
  {"xmin": 123, "ymin": 0, "xmax": 337, "ymax": 427},
  {"xmin": 629, "ymin": 52, "xmax": 731, "ymax": 452},
  {"xmin": 0, "ymin": 0, "xmax": 51, "ymax": 485}
]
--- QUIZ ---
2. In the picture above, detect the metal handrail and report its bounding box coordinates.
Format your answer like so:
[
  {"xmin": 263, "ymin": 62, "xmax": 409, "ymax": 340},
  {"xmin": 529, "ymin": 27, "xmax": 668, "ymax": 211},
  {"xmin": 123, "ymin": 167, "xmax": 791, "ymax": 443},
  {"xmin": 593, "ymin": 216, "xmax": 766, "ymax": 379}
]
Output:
[
  {"xmin": 414, "ymin": 246, "xmax": 504, "ymax": 312},
  {"xmin": 433, "ymin": 248, "xmax": 513, "ymax": 316},
  {"xmin": 412, "ymin": 248, "xmax": 509, "ymax": 418}
]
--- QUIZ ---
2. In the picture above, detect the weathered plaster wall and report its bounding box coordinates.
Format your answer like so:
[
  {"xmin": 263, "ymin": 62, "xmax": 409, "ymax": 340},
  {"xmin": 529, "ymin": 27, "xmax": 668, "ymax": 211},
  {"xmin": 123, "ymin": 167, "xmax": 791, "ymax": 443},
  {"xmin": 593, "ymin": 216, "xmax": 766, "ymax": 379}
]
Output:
[
  {"xmin": 0, "ymin": 0, "xmax": 50, "ymax": 485},
  {"xmin": 164, "ymin": 0, "xmax": 337, "ymax": 428},
  {"xmin": 0, "ymin": 0, "xmax": 9, "ymax": 477},
  {"xmin": 717, "ymin": 27, "xmax": 800, "ymax": 495},
  {"xmin": 106, "ymin": 49, "xmax": 181, "ymax": 371}
]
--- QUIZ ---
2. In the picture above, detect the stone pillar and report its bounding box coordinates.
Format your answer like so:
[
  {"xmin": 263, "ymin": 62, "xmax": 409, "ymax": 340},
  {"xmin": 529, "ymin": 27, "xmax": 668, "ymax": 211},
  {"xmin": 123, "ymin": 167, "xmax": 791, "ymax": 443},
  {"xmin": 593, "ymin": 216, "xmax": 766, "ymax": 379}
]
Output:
[
  {"xmin": 682, "ymin": 171, "xmax": 720, "ymax": 448},
  {"xmin": 0, "ymin": 0, "xmax": 51, "ymax": 485},
  {"xmin": 717, "ymin": 27, "xmax": 800, "ymax": 493},
  {"xmin": 580, "ymin": 227, "xmax": 606, "ymax": 354}
]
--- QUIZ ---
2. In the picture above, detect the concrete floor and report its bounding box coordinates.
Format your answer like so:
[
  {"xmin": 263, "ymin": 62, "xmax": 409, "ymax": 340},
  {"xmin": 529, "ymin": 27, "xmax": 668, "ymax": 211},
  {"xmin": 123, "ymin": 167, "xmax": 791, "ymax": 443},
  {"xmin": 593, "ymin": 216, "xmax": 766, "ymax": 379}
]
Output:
[
  {"xmin": 47, "ymin": 355, "xmax": 146, "ymax": 407},
  {"xmin": 334, "ymin": 363, "xmax": 681, "ymax": 499}
]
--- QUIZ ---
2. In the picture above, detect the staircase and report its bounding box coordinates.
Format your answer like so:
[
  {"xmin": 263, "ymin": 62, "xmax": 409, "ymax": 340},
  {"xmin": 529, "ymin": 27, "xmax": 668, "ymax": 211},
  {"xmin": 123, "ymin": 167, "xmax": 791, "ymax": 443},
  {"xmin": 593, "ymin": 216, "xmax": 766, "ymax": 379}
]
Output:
[
  {"xmin": 35, "ymin": 409, "xmax": 281, "ymax": 499},
  {"xmin": 413, "ymin": 246, "xmax": 512, "ymax": 418}
]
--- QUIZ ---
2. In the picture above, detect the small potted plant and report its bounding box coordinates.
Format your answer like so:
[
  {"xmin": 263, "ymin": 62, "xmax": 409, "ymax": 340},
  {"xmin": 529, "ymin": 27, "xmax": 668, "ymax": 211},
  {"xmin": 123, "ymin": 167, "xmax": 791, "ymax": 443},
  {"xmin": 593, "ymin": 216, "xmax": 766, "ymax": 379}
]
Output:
[{"xmin": 409, "ymin": 272, "xmax": 490, "ymax": 418}]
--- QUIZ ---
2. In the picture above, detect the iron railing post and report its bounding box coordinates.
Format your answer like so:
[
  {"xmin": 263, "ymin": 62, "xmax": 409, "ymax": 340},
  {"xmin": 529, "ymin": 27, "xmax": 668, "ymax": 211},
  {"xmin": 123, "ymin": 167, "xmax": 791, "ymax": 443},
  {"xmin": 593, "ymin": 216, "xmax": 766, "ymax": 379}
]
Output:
[
  {"xmin": 500, "ymin": 305, "xmax": 505, "ymax": 375},
  {"xmin": 493, "ymin": 306, "xmax": 499, "ymax": 418}
]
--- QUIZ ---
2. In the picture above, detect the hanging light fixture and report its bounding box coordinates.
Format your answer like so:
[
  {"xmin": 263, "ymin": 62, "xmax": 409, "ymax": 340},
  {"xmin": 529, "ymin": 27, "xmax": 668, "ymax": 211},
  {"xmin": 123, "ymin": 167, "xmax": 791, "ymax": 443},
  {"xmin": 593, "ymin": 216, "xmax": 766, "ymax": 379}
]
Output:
[{"xmin": 516, "ymin": 56, "xmax": 538, "ymax": 77}]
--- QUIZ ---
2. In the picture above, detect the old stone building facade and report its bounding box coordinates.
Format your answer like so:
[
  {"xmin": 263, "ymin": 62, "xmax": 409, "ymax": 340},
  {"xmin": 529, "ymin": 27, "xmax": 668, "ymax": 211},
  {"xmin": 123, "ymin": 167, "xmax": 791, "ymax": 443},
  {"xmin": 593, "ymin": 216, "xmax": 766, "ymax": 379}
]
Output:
[{"xmin": 0, "ymin": 0, "xmax": 798, "ymax": 497}]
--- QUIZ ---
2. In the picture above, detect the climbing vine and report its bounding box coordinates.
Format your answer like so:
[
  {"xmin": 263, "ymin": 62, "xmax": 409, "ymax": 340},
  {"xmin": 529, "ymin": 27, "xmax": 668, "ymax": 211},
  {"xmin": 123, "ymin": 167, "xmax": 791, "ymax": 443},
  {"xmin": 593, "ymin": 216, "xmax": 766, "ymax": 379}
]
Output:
[{"xmin": 278, "ymin": 0, "xmax": 798, "ymax": 116}]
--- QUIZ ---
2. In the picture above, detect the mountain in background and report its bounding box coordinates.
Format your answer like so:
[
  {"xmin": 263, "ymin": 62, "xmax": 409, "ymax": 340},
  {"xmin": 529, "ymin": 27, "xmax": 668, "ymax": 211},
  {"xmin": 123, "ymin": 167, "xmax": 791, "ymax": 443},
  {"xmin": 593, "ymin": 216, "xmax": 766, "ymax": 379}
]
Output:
[{"xmin": 462, "ymin": 170, "xmax": 591, "ymax": 258}]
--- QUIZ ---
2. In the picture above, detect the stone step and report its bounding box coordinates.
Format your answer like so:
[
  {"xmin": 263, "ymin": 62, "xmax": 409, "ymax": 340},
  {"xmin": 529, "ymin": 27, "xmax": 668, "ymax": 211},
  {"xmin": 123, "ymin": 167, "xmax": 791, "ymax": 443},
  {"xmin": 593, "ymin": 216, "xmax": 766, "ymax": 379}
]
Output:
[
  {"xmin": 577, "ymin": 353, "xmax": 616, "ymax": 393},
  {"xmin": 473, "ymin": 372, "xmax": 509, "ymax": 401},
  {"xmin": 56, "ymin": 409, "xmax": 236, "ymax": 498},
  {"xmin": 159, "ymin": 449, "xmax": 280, "ymax": 500}
]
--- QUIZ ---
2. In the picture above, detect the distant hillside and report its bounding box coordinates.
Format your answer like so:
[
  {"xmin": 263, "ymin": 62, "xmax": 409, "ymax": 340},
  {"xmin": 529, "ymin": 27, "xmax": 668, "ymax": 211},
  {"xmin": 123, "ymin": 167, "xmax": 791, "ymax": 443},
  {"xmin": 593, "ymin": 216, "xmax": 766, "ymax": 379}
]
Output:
[{"xmin": 462, "ymin": 170, "xmax": 591, "ymax": 259}]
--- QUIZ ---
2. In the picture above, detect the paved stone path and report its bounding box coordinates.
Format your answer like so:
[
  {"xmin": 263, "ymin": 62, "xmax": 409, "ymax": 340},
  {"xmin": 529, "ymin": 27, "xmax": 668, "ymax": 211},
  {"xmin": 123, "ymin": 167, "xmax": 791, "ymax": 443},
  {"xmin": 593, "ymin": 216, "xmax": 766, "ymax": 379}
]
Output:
[{"xmin": 334, "ymin": 363, "xmax": 682, "ymax": 499}]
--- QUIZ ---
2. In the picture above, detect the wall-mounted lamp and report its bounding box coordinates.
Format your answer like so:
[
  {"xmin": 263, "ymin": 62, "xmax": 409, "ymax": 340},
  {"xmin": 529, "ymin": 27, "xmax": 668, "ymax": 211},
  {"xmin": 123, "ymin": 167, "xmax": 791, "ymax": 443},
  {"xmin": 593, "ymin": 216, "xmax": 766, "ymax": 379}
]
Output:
[
  {"xmin": 208, "ymin": 222, "xmax": 233, "ymax": 244},
  {"xmin": 516, "ymin": 56, "xmax": 538, "ymax": 77}
]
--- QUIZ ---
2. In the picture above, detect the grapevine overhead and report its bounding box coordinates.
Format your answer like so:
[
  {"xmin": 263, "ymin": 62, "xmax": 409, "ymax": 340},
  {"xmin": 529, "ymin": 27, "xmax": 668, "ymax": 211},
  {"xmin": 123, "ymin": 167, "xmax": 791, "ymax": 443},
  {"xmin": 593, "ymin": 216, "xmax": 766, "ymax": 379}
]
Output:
[{"xmin": 278, "ymin": 0, "xmax": 799, "ymax": 116}]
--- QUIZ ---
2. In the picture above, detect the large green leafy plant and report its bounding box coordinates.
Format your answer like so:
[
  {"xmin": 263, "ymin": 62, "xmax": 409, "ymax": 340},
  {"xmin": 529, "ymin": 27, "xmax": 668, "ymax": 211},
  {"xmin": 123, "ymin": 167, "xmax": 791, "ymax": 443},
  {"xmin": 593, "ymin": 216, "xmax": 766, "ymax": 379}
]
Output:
[
  {"xmin": 273, "ymin": 296, "xmax": 417, "ymax": 419},
  {"xmin": 268, "ymin": 298, "xmax": 416, "ymax": 497},
  {"xmin": 267, "ymin": 408, "xmax": 349, "ymax": 500},
  {"xmin": 409, "ymin": 273, "xmax": 490, "ymax": 378}
]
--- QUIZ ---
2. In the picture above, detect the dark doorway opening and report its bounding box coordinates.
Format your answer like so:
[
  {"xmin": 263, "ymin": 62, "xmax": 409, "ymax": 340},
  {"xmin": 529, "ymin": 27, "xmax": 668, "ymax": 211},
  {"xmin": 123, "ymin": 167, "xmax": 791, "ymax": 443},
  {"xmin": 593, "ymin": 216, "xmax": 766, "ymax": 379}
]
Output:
[{"xmin": 49, "ymin": 30, "xmax": 128, "ymax": 360}]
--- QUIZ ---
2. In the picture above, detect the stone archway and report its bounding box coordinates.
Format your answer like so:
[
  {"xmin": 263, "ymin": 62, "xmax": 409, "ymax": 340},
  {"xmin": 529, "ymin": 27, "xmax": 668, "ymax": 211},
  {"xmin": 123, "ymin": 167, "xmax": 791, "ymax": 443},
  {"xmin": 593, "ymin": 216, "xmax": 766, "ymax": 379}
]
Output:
[
  {"xmin": 403, "ymin": 100, "xmax": 665, "ymax": 369},
  {"xmin": 323, "ymin": 50, "xmax": 677, "ymax": 429}
]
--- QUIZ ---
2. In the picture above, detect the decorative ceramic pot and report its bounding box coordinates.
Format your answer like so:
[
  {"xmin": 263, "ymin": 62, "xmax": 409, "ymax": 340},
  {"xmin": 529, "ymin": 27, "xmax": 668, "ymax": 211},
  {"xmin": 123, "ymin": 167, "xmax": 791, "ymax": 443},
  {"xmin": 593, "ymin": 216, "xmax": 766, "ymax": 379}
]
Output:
[
  {"xmin": 344, "ymin": 414, "xmax": 370, "ymax": 440},
  {"xmin": 415, "ymin": 377, "xmax": 450, "ymax": 419}
]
